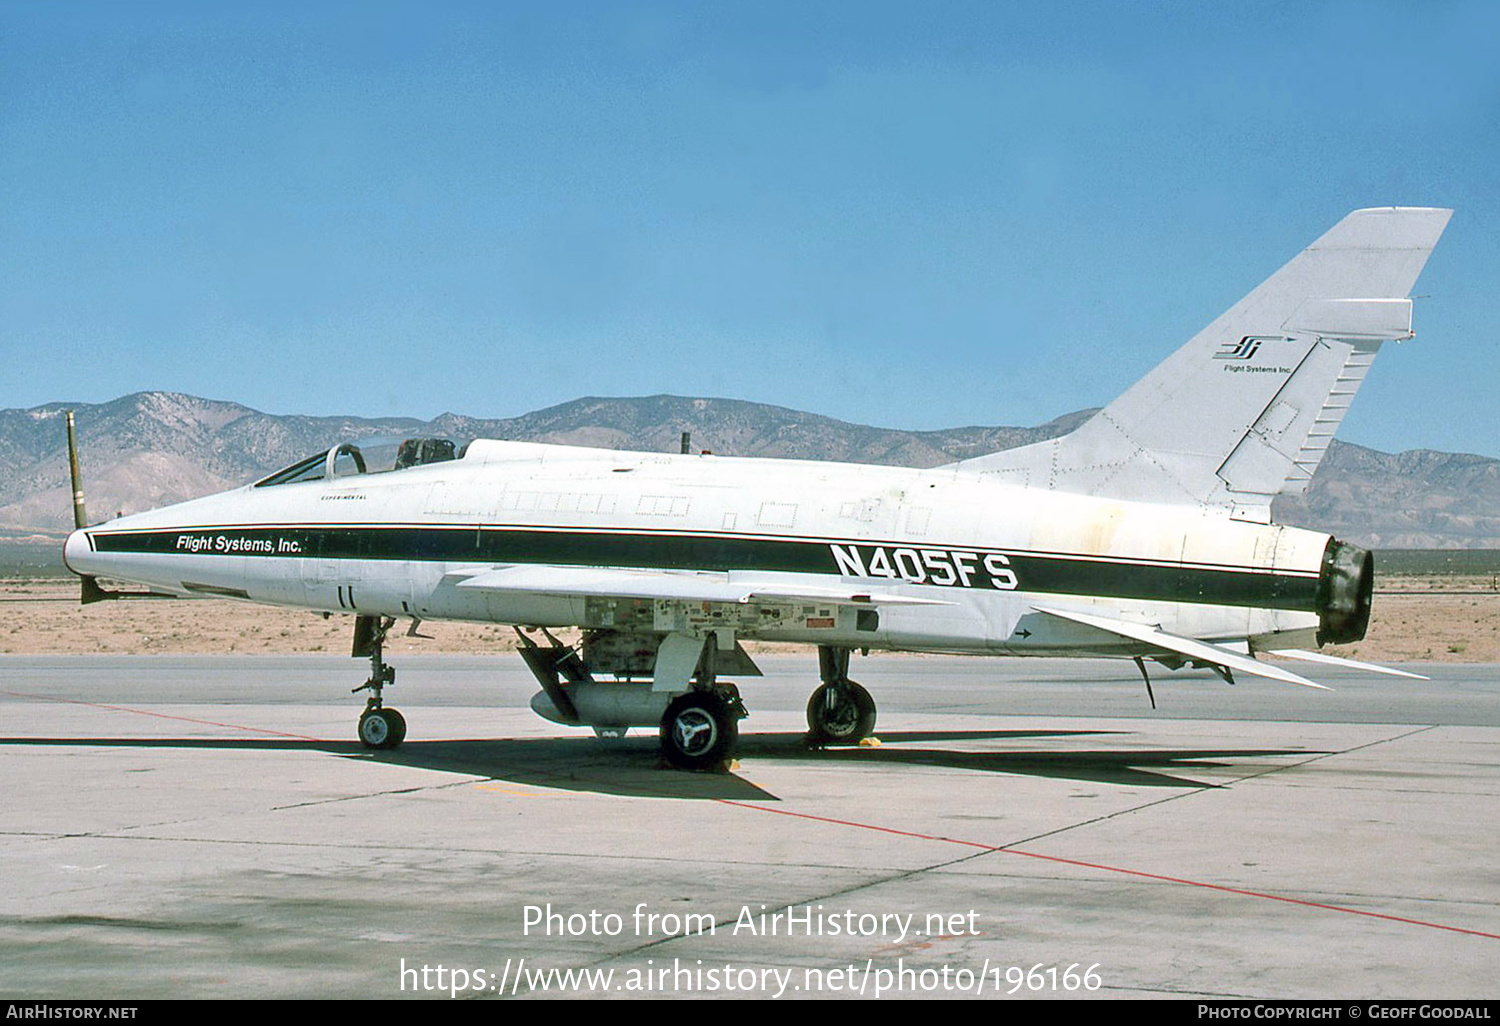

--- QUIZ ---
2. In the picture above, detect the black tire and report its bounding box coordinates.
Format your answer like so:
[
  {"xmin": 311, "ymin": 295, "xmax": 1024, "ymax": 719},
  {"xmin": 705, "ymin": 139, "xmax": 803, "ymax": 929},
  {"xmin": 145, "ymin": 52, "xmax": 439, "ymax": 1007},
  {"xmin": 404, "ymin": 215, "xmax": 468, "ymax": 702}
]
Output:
[
  {"xmin": 358, "ymin": 707, "xmax": 405, "ymax": 749},
  {"xmin": 660, "ymin": 692, "xmax": 737, "ymax": 770},
  {"xmin": 806, "ymin": 681, "xmax": 876, "ymax": 743},
  {"xmin": 383, "ymin": 707, "xmax": 407, "ymax": 747}
]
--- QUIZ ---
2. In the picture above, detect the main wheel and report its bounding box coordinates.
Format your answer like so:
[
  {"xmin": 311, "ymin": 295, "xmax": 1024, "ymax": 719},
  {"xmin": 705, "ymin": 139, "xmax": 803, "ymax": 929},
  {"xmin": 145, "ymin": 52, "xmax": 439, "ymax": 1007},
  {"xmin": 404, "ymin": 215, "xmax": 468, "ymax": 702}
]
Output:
[
  {"xmin": 358, "ymin": 707, "xmax": 406, "ymax": 749},
  {"xmin": 660, "ymin": 692, "xmax": 737, "ymax": 770},
  {"xmin": 806, "ymin": 681, "xmax": 876, "ymax": 743}
]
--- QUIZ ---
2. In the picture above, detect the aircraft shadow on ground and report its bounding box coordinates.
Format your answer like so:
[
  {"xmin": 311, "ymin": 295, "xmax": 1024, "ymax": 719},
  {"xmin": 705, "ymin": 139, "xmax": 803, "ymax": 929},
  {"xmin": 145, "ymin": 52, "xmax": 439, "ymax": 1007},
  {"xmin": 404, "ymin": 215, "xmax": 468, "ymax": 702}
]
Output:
[
  {"xmin": 780, "ymin": 739, "xmax": 1319, "ymax": 788},
  {"xmin": 0, "ymin": 729, "xmax": 1323, "ymax": 798}
]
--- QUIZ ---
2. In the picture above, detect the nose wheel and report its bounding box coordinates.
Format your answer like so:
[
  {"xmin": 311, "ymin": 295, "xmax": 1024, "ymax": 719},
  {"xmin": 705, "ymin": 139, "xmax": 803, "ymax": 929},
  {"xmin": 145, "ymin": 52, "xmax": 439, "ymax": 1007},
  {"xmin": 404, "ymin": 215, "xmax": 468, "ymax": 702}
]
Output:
[{"xmin": 358, "ymin": 705, "xmax": 406, "ymax": 749}]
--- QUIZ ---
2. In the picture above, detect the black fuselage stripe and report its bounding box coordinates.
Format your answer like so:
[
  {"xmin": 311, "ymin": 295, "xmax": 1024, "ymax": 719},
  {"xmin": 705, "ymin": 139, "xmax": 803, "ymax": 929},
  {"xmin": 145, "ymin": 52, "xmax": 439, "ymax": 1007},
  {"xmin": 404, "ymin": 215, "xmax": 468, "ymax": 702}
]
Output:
[
  {"xmin": 91, "ymin": 526, "xmax": 1322, "ymax": 611},
  {"xmin": 92, "ymin": 520, "xmax": 1318, "ymax": 577}
]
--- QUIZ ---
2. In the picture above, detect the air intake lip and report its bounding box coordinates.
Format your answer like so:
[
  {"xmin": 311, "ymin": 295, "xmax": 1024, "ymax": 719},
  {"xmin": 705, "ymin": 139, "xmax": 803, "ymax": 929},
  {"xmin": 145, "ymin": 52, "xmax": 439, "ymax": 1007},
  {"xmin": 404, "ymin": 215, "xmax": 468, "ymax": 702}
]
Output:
[{"xmin": 1316, "ymin": 538, "xmax": 1374, "ymax": 646}]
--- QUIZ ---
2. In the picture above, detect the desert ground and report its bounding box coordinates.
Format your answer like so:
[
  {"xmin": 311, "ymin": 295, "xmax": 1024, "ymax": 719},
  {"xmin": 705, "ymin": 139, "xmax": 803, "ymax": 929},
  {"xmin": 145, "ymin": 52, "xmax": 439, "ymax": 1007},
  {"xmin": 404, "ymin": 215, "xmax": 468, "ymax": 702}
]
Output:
[{"xmin": 2, "ymin": 574, "xmax": 1496, "ymax": 662}]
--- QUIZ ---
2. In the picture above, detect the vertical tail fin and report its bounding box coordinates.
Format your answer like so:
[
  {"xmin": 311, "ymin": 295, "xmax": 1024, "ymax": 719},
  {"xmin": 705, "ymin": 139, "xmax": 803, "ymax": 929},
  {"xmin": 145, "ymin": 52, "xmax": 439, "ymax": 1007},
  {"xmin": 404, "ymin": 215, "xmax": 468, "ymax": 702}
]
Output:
[{"xmin": 958, "ymin": 207, "xmax": 1452, "ymax": 519}]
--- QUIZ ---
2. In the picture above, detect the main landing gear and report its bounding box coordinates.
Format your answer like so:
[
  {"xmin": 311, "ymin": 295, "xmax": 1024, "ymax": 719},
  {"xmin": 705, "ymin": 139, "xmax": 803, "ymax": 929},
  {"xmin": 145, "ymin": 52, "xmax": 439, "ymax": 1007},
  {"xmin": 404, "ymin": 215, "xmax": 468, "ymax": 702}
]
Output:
[
  {"xmin": 660, "ymin": 690, "xmax": 740, "ymax": 771},
  {"xmin": 515, "ymin": 627, "xmax": 749, "ymax": 771},
  {"xmin": 806, "ymin": 645, "xmax": 876, "ymax": 745},
  {"xmin": 657, "ymin": 636, "xmax": 746, "ymax": 771},
  {"xmin": 352, "ymin": 614, "xmax": 405, "ymax": 749}
]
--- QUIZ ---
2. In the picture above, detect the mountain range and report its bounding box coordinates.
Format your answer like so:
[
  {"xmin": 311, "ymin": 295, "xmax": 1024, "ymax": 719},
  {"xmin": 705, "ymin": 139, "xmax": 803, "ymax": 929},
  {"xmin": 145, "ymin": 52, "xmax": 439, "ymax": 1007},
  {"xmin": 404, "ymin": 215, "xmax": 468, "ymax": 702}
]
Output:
[{"xmin": 2, "ymin": 391, "xmax": 1496, "ymax": 548}]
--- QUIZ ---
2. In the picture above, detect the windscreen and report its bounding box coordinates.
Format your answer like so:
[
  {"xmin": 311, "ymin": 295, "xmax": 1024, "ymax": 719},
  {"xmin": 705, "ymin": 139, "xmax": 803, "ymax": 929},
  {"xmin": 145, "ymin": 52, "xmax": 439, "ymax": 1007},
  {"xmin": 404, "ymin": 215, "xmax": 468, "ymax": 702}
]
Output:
[{"xmin": 254, "ymin": 437, "xmax": 460, "ymax": 487}]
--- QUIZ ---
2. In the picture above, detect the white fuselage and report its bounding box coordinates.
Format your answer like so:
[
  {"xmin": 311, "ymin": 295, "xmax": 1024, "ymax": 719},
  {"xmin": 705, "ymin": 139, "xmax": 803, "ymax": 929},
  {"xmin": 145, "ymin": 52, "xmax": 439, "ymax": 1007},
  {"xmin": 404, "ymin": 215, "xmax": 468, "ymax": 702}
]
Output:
[{"xmin": 63, "ymin": 439, "xmax": 1330, "ymax": 657}]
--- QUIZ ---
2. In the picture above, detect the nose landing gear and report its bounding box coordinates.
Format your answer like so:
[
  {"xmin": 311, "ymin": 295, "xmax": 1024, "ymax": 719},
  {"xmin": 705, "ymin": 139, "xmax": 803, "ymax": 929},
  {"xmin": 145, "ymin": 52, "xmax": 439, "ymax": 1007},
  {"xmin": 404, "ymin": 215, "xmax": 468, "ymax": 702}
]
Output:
[{"xmin": 352, "ymin": 614, "xmax": 405, "ymax": 749}]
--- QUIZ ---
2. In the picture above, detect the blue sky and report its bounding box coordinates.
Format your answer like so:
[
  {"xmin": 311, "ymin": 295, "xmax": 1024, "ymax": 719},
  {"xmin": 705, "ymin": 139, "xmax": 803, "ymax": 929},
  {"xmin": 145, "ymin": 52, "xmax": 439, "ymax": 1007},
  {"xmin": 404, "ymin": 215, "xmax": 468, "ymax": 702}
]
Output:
[{"xmin": 3, "ymin": 1, "xmax": 1497, "ymax": 456}]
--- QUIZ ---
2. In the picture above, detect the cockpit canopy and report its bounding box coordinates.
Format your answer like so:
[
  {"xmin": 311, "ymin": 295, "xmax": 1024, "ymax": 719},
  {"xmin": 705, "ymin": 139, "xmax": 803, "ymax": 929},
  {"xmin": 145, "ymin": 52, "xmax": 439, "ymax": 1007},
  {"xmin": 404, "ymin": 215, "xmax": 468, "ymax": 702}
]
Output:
[{"xmin": 254, "ymin": 436, "xmax": 461, "ymax": 488}]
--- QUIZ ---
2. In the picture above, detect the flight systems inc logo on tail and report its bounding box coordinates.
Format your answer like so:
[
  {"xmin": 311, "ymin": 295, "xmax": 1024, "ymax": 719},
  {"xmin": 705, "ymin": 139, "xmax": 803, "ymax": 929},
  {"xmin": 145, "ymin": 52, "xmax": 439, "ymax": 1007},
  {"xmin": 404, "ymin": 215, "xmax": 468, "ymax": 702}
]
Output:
[
  {"xmin": 1215, "ymin": 335, "xmax": 1278, "ymax": 360},
  {"xmin": 1215, "ymin": 335, "xmax": 1297, "ymax": 374}
]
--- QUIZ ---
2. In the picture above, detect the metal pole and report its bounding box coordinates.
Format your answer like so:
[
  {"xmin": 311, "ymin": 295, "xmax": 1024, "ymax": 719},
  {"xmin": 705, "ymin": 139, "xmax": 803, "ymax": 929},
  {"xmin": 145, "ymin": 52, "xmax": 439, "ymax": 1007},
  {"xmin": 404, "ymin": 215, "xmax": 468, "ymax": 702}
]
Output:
[{"xmin": 65, "ymin": 410, "xmax": 88, "ymax": 529}]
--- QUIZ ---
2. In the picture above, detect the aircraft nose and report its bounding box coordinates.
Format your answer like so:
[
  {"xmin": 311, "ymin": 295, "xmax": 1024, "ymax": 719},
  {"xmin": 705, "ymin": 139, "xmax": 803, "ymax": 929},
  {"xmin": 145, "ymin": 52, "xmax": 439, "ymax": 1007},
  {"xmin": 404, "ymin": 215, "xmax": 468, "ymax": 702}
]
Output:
[{"xmin": 62, "ymin": 528, "xmax": 92, "ymax": 576}]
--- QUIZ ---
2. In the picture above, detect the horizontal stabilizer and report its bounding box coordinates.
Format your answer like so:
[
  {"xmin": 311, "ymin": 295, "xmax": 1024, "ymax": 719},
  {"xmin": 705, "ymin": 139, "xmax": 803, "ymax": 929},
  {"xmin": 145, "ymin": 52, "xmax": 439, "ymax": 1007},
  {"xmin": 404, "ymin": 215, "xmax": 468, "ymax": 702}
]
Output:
[
  {"xmin": 451, "ymin": 564, "xmax": 951, "ymax": 606},
  {"xmin": 1033, "ymin": 605, "xmax": 1329, "ymax": 689},
  {"xmin": 1264, "ymin": 648, "xmax": 1428, "ymax": 680}
]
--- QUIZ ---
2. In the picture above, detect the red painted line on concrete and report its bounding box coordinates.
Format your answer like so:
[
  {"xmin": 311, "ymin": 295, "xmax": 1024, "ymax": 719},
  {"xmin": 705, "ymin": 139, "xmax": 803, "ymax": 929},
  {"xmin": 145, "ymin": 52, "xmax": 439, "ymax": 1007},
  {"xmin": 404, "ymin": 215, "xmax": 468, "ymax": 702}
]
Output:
[
  {"xmin": 718, "ymin": 799, "xmax": 1500, "ymax": 942},
  {"xmin": 718, "ymin": 799, "xmax": 994, "ymax": 849},
  {"xmin": 1, "ymin": 690, "xmax": 325, "ymax": 742}
]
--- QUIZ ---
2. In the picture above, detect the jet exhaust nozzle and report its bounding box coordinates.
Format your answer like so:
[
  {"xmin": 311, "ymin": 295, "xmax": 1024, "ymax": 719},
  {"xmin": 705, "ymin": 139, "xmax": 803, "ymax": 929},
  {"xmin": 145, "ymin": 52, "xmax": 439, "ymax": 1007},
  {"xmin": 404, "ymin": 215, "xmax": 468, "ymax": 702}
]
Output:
[{"xmin": 1316, "ymin": 538, "xmax": 1374, "ymax": 646}]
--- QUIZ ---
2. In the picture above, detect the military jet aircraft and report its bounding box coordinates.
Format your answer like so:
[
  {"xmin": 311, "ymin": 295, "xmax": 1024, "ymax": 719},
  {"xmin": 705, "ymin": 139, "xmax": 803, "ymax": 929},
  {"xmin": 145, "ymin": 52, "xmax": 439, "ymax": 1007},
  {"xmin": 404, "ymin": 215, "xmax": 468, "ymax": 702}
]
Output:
[{"xmin": 62, "ymin": 207, "xmax": 1450, "ymax": 768}]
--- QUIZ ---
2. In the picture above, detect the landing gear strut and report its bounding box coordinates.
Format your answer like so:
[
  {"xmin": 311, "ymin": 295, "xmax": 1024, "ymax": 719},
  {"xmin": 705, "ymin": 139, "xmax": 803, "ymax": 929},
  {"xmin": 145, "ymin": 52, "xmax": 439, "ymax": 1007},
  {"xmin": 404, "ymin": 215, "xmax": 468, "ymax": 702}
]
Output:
[
  {"xmin": 352, "ymin": 614, "xmax": 405, "ymax": 749},
  {"xmin": 806, "ymin": 645, "xmax": 876, "ymax": 744}
]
